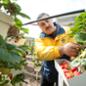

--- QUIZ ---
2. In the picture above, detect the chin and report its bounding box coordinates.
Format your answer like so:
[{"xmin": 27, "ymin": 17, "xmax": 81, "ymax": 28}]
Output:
[
  {"xmin": 46, "ymin": 31, "xmax": 53, "ymax": 35},
  {"xmin": 46, "ymin": 32, "xmax": 52, "ymax": 35}
]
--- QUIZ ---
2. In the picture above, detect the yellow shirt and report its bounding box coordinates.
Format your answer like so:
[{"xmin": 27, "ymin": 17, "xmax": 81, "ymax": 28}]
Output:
[{"xmin": 35, "ymin": 33, "xmax": 75, "ymax": 61}]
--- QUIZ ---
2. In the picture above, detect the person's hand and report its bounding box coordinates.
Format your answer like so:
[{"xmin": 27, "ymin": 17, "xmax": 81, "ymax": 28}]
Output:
[{"xmin": 62, "ymin": 43, "xmax": 81, "ymax": 57}]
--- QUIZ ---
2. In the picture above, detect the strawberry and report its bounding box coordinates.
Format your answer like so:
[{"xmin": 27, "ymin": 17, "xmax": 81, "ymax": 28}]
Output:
[
  {"xmin": 71, "ymin": 67, "xmax": 78, "ymax": 72},
  {"xmin": 74, "ymin": 71, "xmax": 80, "ymax": 76}
]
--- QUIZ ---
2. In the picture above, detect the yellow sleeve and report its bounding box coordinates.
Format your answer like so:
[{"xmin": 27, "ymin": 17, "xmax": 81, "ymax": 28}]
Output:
[
  {"xmin": 35, "ymin": 38, "xmax": 61, "ymax": 61},
  {"xmin": 55, "ymin": 33, "xmax": 76, "ymax": 45}
]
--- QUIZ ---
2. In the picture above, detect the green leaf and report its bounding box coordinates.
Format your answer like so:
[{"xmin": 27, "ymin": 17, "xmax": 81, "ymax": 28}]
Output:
[
  {"xmin": 2, "ymin": 0, "xmax": 10, "ymax": 4},
  {"xmin": 0, "ymin": 35, "xmax": 5, "ymax": 46},
  {"xmin": 11, "ymin": 73, "xmax": 25, "ymax": 85},
  {"xmin": 12, "ymin": 2, "xmax": 21, "ymax": 13},
  {"xmin": 21, "ymin": 27, "xmax": 29, "ymax": 33},
  {"xmin": 19, "ymin": 45, "xmax": 31, "ymax": 52},
  {"xmin": 0, "ymin": 48, "xmax": 22, "ymax": 64},
  {"xmin": 0, "ymin": 48, "xmax": 8, "ymax": 61},
  {"xmin": 14, "ymin": 17, "xmax": 23, "ymax": 28},
  {"xmin": 18, "ymin": 12, "xmax": 30, "ymax": 19},
  {"xmin": 0, "ymin": 75, "xmax": 9, "ymax": 85},
  {"xmin": 74, "ymin": 32, "xmax": 86, "ymax": 44},
  {"xmin": 11, "ymin": 60, "xmax": 27, "ymax": 70},
  {"xmin": 12, "ymin": 48, "xmax": 25, "ymax": 56},
  {"xmin": 6, "ymin": 43, "xmax": 17, "ymax": 51},
  {"xmin": 9, "ymin": 51, "xmax": 22, "ymax": 64},
  {"xmin": 75, "ymin": 12, "xmax": 86, "ymax": 30},
  {"xmin": 70, "ymin": 12, "xmax": 86, "ymax": 36}
]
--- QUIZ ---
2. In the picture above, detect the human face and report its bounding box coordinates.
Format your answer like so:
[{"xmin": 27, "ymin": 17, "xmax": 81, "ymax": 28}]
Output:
[{"xmin": 38, "ymin": 16, "xmax": 56, "ymax": 35}]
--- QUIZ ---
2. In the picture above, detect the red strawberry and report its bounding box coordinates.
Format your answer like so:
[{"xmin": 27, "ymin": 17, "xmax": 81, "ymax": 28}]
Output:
[
  {"xmin": 60, "ymin": 61, "xmax": 69, "ymax": 69},
  {"xmin": 63, "ymin": 69, "xmax": 69, "ymax": 73},
  {"xmin": 64, "ymin": 70, "xmax": 74, "ymax": 79},
  {"xmin": 74, "ymin": 71, "xmax": 80, "ymax": 76},
  {"xmin": 71, "ymin": 67, "xmax": 78, "ymax": 72}
]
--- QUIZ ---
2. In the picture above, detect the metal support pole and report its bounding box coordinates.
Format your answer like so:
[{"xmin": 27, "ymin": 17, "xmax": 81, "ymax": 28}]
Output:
[{"xmin": 23, "ymin": 9, "xmax": 85, "ymax": 26}]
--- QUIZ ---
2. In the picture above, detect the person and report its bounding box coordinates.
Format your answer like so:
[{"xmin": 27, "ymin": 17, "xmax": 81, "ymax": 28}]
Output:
[{"xmin": 35, "ymin": 13, "xmax": 80, "ymax": 86}]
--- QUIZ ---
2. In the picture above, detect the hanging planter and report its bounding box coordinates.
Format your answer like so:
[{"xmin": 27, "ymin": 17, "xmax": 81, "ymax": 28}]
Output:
[{"xmin": 0, "ymin": 11, "xmax": 13, "ymax": 39}]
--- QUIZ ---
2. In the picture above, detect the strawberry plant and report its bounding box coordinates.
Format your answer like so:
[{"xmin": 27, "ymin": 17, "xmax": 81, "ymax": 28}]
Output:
[
  {"xmin": 0, "ymin": 0, "xmax": 31, "ymax": 85},
  {"xmin": 69, "ymin": 12, "xmax": 86, "ymax": 74},
  {"xmin": 70, "ymin": 12, "xmax": 86, "ymax": 45},
  {"xmin": 0, "ymin": 0, "xmax": 30, "ymax": 37}
]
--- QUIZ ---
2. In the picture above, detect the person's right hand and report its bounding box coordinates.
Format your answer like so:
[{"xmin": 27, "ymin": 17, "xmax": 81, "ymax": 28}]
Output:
[{"xmin": 62, "ymin": 43, "xmax": 81, "ymax": 57}]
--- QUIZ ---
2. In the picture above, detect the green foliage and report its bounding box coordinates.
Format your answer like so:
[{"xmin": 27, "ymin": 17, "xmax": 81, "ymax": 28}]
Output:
[
  {"xmin": 71, "ymin": 49, "xmax": 86, "ymax": 72},
  {"xmin": 0, "ymin": 74, "xmax": 9, "ymax": 86},
  {"xmin": 69, "ymin": 12, "xmax": 86, "ymax": 73},
  {"xmin": 14, "ymin": 17, "xmax": 29, "ymax": 34},
  {"xmin": 0, "ymin": 0, "xmax": 30, "ymax": 19},
  {"xmin": 0, "ymin": 0, "xmax": 30, "ymax": 35},
  {"xmin": 0, "ymin": 0, "xmax": 32, "ymax": 85},
  {"xmin": 0, "ymin": 35, "xmax": 5, "ymax": 46},
  {"xmin": 14, "ymin": 18, "xmax": 22, "ymax": 28},
  {"xmin": 1, "ymin": 0, "xmax": 10, "ymax": 4},
  {"xmin": 11, "ymin": 73, "xmax": 25, "ymax": 85},
  {"xmin": 75, "ymin": 12, "xmax": 86, "ymax": 30},
  {"xmin": 21, "ymin": 27, "xmax": 29, "ymax": 33},
  {"xmin": 0, "ymin": 35, "xmax": 28, "ymax": 70},
  {"xmin": 69, "ymin": 12, "xmax": 86, "ymax": 44},
  {"xmin": 74, "ymin": 32, "xmax": 86, "ymax": 44},
  {"xmin": 18, "ymin": 12, "xmax": 30, "ymax": 19},
  {"xmin": 70, "ymin": 12, "xmax": 86, "ymax": 35}
]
